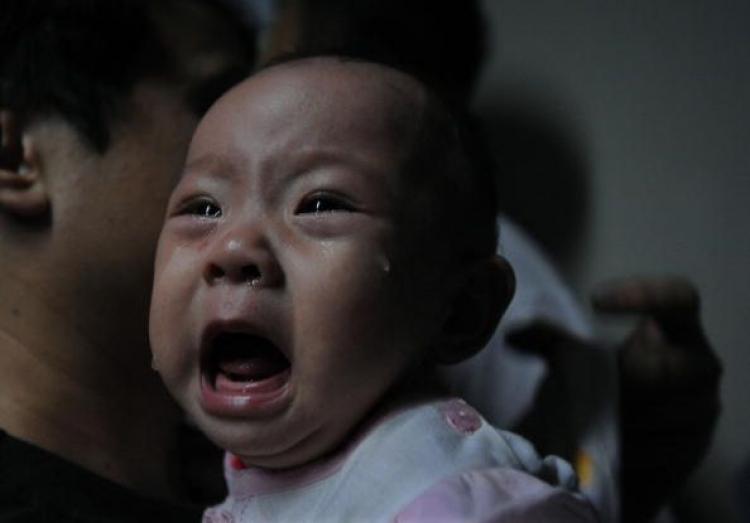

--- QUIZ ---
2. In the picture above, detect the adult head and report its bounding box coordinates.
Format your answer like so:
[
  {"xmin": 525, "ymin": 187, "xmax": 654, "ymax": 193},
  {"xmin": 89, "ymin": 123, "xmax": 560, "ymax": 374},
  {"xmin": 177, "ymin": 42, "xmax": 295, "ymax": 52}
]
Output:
[{"xmin": 0, "ymin": 0, "xmax": 253, "ymax": 498}]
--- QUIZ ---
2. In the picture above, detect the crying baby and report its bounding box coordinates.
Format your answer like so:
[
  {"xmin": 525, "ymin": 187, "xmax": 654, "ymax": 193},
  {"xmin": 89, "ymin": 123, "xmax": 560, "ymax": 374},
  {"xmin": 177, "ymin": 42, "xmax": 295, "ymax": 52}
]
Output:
[{"xmin": 149, "ymin": 55, "xmax": 597, "ymax": 522}]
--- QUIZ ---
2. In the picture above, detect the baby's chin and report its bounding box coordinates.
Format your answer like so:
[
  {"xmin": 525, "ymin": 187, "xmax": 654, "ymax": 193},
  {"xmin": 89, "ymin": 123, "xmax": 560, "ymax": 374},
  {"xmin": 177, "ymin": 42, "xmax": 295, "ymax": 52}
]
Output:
[
  {"xmin": 187, "ymin": 360, "xmax": 422, "ymax": 469},
  {"xmin": 195, "ymin": 409, "xmax": 346, "ymax": 470}
]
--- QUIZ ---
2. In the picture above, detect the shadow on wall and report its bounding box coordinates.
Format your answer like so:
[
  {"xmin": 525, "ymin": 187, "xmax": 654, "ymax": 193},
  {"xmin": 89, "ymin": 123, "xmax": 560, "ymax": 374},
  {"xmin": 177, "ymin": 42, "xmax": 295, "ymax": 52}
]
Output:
[{"xmin": 475, "ymin": 91, "xmax": 591, "ymax": 274}]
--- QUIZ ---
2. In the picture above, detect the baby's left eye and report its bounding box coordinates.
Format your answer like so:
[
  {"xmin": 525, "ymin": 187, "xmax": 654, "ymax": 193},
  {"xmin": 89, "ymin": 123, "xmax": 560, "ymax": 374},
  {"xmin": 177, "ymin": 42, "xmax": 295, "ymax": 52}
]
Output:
[{"xmin": 295, "ymin": 193, "xmax": 355, "ymax": 214}]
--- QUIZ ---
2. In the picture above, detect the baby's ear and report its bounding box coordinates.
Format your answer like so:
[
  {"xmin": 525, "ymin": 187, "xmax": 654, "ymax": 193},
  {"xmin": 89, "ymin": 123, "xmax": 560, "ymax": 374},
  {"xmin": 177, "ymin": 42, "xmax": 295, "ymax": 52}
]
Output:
[
  {"xmin": 0, "ymin": 110, "xmax": 50, "ymax": 219},
  {"xmin": 434, "ymin": 255, "xmax": 515, "ymax": 365}
]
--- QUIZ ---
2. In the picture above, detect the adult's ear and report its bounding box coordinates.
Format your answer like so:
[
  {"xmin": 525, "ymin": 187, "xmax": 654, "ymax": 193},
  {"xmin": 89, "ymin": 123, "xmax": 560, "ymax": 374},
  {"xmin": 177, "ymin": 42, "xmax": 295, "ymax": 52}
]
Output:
[
  {"xmin": 434, "ymin": 255, "xmax": 516, "ymax": 365},
  {"xmin": 0, "ymin": 110, "xmax": 50, "ymax": 218}
]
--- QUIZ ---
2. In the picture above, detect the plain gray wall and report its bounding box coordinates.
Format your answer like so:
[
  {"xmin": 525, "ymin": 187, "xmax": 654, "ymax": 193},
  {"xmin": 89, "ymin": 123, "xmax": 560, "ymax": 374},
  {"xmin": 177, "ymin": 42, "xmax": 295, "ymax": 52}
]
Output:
[{"xmin": 476, "ymin": 1, "xmax": 750, "ymax": 521}]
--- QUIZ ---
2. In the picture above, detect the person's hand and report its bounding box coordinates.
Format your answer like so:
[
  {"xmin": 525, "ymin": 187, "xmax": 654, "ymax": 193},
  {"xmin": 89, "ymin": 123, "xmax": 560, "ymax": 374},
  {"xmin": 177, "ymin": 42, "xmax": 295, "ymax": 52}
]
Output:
[
  {"xmin": 593, "ymin": 277, "xmax": 721, "ymax": 522},
  {"xmin": 593, "ymin": 276, "xmax": 720, "ymax": 390},
  {"xmin": 507, "ymin": 276, "xmax": 721, "ymax": 522}
]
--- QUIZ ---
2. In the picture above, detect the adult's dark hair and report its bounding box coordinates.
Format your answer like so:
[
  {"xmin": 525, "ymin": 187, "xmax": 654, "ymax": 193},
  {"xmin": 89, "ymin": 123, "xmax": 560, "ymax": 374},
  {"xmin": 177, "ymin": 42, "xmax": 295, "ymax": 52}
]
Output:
[
  {"xmin": 0, "ymin": 0, "xmax": 254, "ymax": 153},
  {"xmin": 274, "ymin": 0, "xmax": 486, "ymax": 108}
]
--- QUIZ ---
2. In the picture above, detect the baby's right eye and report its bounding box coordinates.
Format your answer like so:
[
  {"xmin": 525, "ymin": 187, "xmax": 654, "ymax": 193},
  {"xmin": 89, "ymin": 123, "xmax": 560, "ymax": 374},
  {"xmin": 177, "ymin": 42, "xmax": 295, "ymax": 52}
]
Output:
[{"xmin": 175, "ymin": 198, "xmax": 222, "ymax": 218}]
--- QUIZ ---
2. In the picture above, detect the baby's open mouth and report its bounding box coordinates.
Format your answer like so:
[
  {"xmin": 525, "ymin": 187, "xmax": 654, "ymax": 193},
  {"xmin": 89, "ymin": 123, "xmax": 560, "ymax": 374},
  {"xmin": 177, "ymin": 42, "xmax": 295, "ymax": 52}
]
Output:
[{"xmin": 204, "ymin": 332, "xmax": 291, "ymax": 391}]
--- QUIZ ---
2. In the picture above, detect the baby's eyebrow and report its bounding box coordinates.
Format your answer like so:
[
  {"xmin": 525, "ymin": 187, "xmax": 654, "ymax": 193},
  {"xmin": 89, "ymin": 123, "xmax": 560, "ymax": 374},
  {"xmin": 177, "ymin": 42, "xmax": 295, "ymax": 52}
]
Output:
[
  {"xmin": 272, "ymin": 146, "xmax": 397, "ymax": 202},
  {"xmin": 286, "ymin": 147, "xmax": 390, "ymax": 182}
]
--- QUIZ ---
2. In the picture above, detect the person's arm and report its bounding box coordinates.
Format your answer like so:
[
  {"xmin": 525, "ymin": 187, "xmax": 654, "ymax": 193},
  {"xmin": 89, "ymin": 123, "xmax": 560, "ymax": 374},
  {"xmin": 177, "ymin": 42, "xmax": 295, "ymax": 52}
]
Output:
[{"xmin": 593, "ymin": 277, "xmax": 721, "ymax": 522}]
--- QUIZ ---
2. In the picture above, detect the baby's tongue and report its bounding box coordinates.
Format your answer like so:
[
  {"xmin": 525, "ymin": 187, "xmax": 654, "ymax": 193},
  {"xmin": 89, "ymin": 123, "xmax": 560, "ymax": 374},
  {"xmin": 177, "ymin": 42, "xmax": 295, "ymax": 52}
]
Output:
[{"xmin": 216, "ymin": 337, "xmax": 288, "ymax": 383}]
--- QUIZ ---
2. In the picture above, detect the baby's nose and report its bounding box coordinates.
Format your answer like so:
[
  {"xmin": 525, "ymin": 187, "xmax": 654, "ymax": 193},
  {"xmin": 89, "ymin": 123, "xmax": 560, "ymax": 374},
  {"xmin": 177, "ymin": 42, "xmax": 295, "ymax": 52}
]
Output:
[{"xmin": 203, "ymin": 236, "xmax": 283, "ymax": 288}]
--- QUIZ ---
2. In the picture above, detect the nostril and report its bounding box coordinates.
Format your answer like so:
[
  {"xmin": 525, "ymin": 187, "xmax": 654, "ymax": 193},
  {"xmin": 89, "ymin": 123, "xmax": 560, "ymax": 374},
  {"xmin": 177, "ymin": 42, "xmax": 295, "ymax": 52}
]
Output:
[
  {"xmin": 206, "ymin": 263, "xmax": 225, "ymax": 283},
  {"xmin": 241, "ymin": 264, "xmax": 261, "ymax": 283}
]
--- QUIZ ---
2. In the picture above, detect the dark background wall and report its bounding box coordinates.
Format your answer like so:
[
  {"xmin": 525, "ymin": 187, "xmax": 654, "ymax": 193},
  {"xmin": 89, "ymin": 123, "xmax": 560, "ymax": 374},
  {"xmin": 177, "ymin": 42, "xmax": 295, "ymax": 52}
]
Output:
[{"xmin": 475, "ymin": 1, "xmax": 750, "ymax": 521}]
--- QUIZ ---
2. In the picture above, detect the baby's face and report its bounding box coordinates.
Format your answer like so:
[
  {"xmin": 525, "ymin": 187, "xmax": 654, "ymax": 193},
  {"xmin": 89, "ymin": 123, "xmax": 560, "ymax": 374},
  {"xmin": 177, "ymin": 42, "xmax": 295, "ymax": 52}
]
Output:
[{"xmin": 149, "ymin": 60, "xmax": 446, "ymax": 467}]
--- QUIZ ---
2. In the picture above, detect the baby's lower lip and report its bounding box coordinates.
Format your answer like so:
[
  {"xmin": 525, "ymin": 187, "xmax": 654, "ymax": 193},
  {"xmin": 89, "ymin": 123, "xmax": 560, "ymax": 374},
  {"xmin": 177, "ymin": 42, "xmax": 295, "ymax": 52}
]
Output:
[{"xmin": 199, "ymin": 370, "xmax": 291, "ymax": 418}]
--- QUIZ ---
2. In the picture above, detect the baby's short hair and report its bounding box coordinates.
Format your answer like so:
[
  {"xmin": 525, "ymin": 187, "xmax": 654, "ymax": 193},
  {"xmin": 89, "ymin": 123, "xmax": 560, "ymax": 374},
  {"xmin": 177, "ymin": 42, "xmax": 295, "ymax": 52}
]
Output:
[
  {"xmin": 400, "ymin": 86, "xmax": 498, "ymax": 265},
  {"xmin": 258, "ymin": 53, "xmax": 499, "ymax": 267}
]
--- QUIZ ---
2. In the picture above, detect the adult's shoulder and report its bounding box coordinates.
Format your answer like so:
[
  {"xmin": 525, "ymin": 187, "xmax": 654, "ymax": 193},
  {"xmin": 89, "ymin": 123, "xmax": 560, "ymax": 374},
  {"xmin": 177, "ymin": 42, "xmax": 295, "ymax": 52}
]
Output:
[{"xmin": 0, "ymin": 429, "xmax": 202, "ymax": 522}]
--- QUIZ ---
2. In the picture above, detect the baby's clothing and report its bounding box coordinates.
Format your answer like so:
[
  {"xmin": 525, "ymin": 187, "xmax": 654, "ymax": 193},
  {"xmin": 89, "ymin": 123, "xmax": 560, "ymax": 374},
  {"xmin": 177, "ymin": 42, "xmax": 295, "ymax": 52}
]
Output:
[{"xmin": 203, "ymin": 398, "xmax": 598, "ymax": 522}]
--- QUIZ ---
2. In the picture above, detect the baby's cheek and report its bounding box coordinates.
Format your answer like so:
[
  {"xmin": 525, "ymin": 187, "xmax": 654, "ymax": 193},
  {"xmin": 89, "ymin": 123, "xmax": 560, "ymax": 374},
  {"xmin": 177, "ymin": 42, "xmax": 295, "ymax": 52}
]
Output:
[
  {"xmin": 149, "ymin": 262, "xmax": 193, "ymax": 384},
  {"xmin": 151, "ymin": 243, "xmax": 197, "ymax": 315},
  {"xmin": 148, "ymin": 301, "xmax": 172, "ymax": 366},
  {"xmin": 149, "ymin": 324, "xmax": 195, "ymax": 413}
]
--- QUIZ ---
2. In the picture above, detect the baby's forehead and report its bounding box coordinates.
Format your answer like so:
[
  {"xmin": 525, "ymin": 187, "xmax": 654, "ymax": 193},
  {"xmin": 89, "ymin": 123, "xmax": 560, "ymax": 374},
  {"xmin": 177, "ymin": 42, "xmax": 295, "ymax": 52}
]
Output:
[
  {"xmin": 236, "ymin": 58, "xmax": 427, "ymax": 136},
  {"xmin": 203, "ymin": 58, "xmax": 431, "ymax": 162},
  {"xmin": 257, "ymin": 57, "xmax": 428, "ymax": 106},
  {"xmin": 192, "ymin": 57, "xmax": 458, "ymax": 198}
]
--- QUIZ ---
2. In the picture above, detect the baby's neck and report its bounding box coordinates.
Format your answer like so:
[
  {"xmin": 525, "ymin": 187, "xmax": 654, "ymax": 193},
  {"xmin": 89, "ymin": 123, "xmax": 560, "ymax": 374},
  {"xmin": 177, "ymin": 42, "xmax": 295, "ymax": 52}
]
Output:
[{"xmin": 374, "ymin": 369, "xmax": 448, "ymax": 416}]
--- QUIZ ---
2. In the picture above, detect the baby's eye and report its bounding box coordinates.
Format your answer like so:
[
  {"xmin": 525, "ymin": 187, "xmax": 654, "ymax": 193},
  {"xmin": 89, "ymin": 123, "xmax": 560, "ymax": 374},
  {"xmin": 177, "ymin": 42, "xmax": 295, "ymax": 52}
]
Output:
[
  {"xmin": 295, "ymin": 193, "xmax": 355, "ymax": 214},
  {"xmin": 176, "ymin": 198, "xmax": 222, "ymax": 218}
]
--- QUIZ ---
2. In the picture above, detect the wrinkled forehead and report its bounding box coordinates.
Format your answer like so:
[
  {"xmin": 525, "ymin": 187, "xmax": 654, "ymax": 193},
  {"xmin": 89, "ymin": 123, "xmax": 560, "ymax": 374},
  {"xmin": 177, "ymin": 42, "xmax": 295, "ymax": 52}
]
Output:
[{"xmin": 189, "ymin": 58, "xmax": 428, "ymax": 165}]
